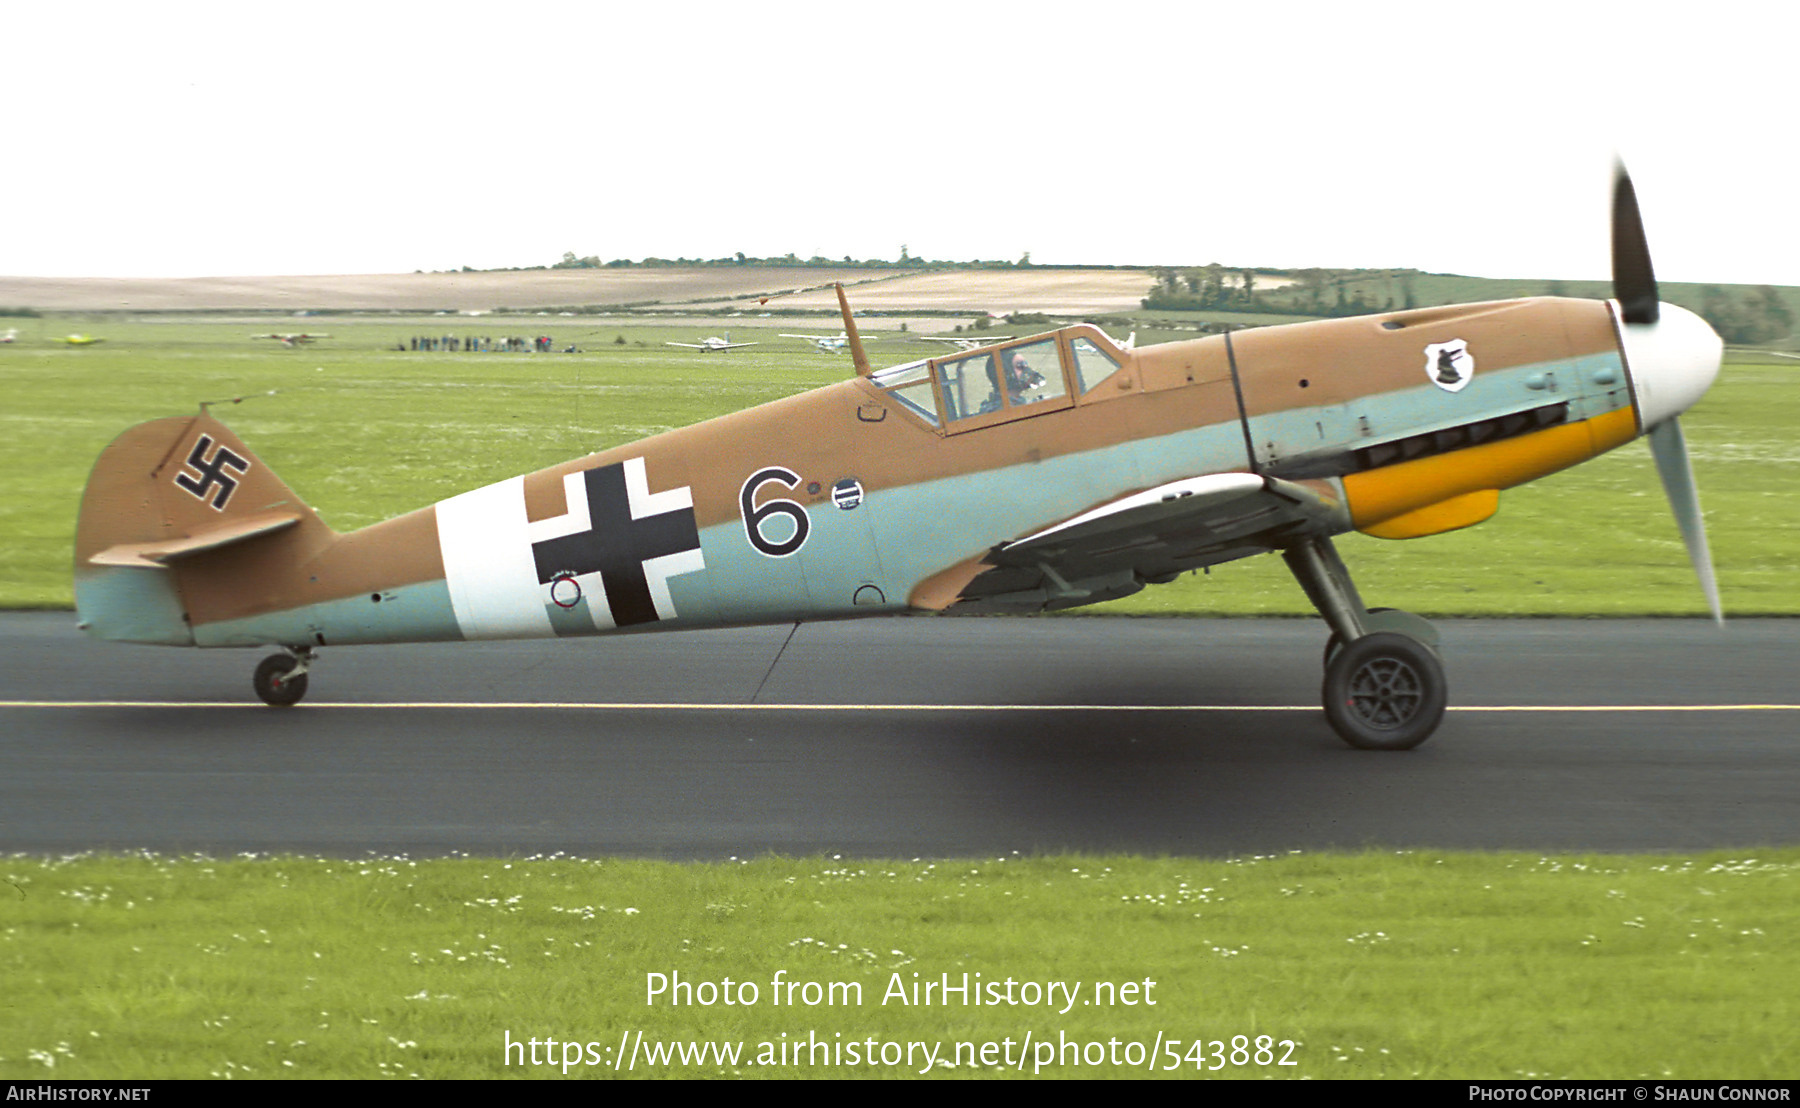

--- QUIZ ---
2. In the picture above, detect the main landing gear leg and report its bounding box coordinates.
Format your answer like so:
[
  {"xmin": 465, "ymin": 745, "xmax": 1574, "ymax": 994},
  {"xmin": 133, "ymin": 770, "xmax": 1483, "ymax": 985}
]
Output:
[
  {"xmin": 1281, "ymin": 537, "xmax": 1446, "ymax": 750},
  {"xmin": 253, "ymin": 646, "xmax": 315, "ymax": 708}
]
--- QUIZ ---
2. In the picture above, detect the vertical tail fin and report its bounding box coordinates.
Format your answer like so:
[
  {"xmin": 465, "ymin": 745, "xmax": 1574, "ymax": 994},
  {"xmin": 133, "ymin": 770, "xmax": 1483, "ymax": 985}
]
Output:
[{"xmin": 74, "ymin": 413, "xmax": 333, "ymax": 644}]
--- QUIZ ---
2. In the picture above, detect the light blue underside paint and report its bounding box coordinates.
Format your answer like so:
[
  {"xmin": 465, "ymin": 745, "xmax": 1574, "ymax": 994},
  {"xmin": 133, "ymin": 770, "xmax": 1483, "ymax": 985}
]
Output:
[
  {"xmin": 1250, "ymin": 352, "xmax": 1629, "ymax": 468},
  {"xmin": 660, "ymin": 492, "xmax": 885, "ymax": 629},
  {"xmin": 192, "ymin": 579, "xmax": 462, "ymax": 648},
  {"xmin": 75, "ymin": 567, "xmax": 193, "ymax": 645}
]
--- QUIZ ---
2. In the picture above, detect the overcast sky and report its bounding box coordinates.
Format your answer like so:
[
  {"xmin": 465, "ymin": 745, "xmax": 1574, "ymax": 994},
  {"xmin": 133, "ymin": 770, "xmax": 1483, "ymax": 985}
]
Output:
[{"xmin": 6, "ymin": 1, "xmax": 1794, "ymax": 285}]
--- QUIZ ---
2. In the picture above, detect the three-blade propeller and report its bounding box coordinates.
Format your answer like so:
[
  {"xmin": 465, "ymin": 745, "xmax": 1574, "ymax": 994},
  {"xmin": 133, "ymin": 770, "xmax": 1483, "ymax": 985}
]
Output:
[{"xmin": 1614, "ymin": 163, "xmax": 1723, "ymax": 624}]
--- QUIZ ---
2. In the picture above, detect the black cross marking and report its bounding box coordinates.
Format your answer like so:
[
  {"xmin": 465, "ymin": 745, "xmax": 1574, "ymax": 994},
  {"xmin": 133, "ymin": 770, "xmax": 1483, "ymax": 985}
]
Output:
[
  {"xmin": 530, "ymin": 462, "xmax": 700, "ymax": 627},
  {"xmin": 174, "ymin": 435, "xmax": 251, "ymax": 510}
]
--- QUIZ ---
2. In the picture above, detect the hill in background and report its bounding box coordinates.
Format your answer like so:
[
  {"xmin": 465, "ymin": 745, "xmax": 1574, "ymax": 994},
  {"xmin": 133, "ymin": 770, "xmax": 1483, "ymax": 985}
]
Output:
[{"xmin": 3, "ymin": 264, "xmax": 1794, "ymax": 347}]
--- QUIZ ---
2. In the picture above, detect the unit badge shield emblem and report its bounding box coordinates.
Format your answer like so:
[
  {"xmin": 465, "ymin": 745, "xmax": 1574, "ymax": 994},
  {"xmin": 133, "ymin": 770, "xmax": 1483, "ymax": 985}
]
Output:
[{"xmin": 1423, "ymin": 339, "xmax": 1474, "ymax": 393}]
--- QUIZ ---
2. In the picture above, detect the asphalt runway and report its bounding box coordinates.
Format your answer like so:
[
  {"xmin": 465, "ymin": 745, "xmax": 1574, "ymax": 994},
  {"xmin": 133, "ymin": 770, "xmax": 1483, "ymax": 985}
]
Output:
[{"xmin": 2, "ymin": 612, "xmax": 1795, "ymax": 858}]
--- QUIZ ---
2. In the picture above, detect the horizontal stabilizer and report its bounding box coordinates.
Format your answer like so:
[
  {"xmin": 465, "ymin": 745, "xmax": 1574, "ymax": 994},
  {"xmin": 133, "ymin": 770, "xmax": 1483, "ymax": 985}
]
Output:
[{"xmin": 86, "ymin": 510, "xmax": 302, "ymax": 568}]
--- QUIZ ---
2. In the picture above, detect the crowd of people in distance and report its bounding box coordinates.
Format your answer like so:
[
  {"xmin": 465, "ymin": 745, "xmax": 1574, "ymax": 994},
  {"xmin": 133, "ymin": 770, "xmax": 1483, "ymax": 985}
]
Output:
[{"xmin": 398, "ymin": 335, "xmax": 574, "ymax": 353}]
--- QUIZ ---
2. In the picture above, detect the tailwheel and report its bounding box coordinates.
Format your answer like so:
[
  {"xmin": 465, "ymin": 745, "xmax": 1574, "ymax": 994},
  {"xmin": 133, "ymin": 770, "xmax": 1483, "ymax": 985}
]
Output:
[
  {"xmin": 1322, "ymin": 632, "xmax": 1446, "ymax": 751},
  {"xmin": 253, "ymin": 652, "xmax": 310, "ymax": 707}
]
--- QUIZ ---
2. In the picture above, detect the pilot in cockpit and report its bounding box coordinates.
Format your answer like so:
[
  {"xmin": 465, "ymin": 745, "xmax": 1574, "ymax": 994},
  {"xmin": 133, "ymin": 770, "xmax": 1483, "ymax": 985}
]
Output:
[{"xmin": 1005, "ymin": 351, "xmax": 1046, "ymax": 403}]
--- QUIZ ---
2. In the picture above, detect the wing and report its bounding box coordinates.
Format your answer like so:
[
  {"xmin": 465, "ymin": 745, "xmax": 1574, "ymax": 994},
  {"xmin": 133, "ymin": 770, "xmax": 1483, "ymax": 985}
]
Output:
[
  {"xmin": 917, "ymin": 473, "xmax": 1349, "ymax": 613},
  {"xmin": 720, "ymin": 342, "xmax": 759, "ymax": 349},
  {"xmin": 665, "ymin": 342, "xmax": 705, "ymax": 348}
]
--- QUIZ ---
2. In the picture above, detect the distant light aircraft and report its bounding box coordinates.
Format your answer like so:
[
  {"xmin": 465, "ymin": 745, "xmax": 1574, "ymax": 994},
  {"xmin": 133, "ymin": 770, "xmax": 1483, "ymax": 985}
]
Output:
[
  {"xmin": 666, "ymin": 335, "xmax": 758, "ymax": 353},
  {"xmin": 915, "ymin": 334, "xmax": 1016, "ymax": 352},
  {"xmin": 253, "ymin": 333, "xmax": 332, "ymax": 347},
  {"xmin": 58, "ymin": 334, "xmax": 104, "ymax": 346},
  {"xmin": 73, "ymin": 166, "xmax": 1723, "ymax": 751},
  {"xmin": 919, "ymin": 331, "xmax": 1131, "ymax": 351},
  {"xmin": 781, "ymin": 331, "xmax": 875, "ymax": 354},
  {"xmin": 1, "ymin": 328, "xmax": 17, "ymax": 344}
]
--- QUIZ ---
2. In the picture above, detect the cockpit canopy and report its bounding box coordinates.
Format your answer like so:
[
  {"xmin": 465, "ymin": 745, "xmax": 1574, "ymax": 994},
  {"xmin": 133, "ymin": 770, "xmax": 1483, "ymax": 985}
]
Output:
[{"xmin": 869, "ymin": 326, "xmax": 1128, "ymax": 431}]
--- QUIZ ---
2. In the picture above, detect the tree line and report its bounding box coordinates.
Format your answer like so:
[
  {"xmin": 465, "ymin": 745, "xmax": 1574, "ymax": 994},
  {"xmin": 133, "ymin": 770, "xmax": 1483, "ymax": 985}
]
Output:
[
  {"xmin": 1141, "ymin": 266, "xmax": 1422, "ymax": 318},
  {"xmin": 546, "ymin": 247, "xmax": 1044, "ymax": 271},
  {"xmin": 1143, "ymin": 266, "xmax": 1796, "ymax": 343},
  {"xmin": 1697, "ymin": 285, "xmax": 1794, "ymax": 344}
]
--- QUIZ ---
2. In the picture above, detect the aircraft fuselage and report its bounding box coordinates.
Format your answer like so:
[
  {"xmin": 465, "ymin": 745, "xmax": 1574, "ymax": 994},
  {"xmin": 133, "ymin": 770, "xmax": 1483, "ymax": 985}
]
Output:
[{"xmin": 76, "ymin": 297, "xmax": 1649, "ymax": 652}]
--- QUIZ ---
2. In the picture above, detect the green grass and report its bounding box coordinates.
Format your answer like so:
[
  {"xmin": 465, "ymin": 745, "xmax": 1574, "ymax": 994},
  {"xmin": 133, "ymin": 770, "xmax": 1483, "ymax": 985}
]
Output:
[
  {"xmin": 2, "ymin": 317, "xmax": 1795, "ymax": 614},
  {"xmin": 2, "ymin": 850, "xmax": 1793, "ymax": 1079}
]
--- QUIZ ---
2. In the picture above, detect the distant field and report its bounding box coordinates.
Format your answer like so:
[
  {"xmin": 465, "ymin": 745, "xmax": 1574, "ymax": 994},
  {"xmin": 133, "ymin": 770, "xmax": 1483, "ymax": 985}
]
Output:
[
  {"xmin": 679, "ymin": 270, "xmax": 1158, "ymax": 315},
  {"xmin": 0, "ymin": 268, "xmax": 907, "ymax": 313},
  {"xmin": 2, "ymin": 317, "xmax": 1793, "ymax": 615},
  {"xmin": 8, "ymin": 268, "xmax": 1794, "ymax": 346},
  {"xmin": 0, "ymin": 267, "xmax": 1141, "ymax": 315}
]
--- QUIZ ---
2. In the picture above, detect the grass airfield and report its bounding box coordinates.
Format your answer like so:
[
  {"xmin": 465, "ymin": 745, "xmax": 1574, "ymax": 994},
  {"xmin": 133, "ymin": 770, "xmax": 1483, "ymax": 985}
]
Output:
[
  {"xmin": 2, "ymin": 314, "xmax": 1797, "ymax": 1080},
  {"xmin": 4, "ymin": 850, "xmax": 1797, "ymax": 1079}
]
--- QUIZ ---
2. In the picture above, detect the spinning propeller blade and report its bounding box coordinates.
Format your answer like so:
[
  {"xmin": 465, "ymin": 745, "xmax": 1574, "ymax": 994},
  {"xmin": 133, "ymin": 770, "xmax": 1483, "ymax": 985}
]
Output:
[
  {"xmin": 1612, "ymin": 162, "xmax": 1660, "ymax": 326},
  {"xmin": 1613, "ymin": 161, "xmax": 1723, "ymax": 623},
  {"xmin": 1647, "ymin": 419, "xmax": 1723, "ymax": 625}
]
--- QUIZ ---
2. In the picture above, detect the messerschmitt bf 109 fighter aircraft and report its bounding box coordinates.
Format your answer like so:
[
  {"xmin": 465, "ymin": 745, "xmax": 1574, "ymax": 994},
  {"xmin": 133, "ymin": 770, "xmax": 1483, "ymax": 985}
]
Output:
[{"xmin": 74, "ymin": 167, "xmax": 1723, "ymax": 749}]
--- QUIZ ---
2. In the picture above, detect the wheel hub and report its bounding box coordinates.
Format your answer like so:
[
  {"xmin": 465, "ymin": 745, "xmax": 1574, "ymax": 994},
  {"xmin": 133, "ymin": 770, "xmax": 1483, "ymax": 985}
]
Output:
[{"xmin": 1346, "ymin": 656, "xmax": 1424, "ymax": 729}]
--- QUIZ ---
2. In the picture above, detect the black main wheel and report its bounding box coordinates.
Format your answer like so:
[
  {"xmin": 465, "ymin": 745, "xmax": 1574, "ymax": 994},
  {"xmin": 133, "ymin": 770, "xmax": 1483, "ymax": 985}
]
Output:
[
  {"xmin": 1322, "ymin": 632, "xmax": 1446, "ymax": 750},
  {"xmin": 253, "ymin": 654, "xmax": 308, "ymax": 707}
]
